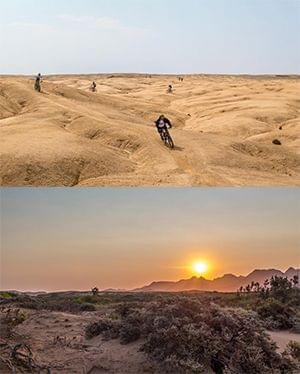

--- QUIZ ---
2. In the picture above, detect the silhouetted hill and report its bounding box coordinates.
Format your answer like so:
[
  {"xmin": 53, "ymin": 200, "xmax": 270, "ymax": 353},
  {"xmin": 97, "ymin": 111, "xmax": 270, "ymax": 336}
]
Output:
[{"xmin": 134, "ymin": 268, "xmax": 300, "ymax": 292}]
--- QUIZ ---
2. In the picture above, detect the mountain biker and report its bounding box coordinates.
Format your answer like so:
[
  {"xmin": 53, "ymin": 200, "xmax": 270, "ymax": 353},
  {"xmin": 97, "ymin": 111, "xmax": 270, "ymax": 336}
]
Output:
[
  {"xmin": 91, "ymin": 81, "xmax": 97, "ymax": 92},
  {"xmin": 34, "ymin": 73, "xmax": 42, "ymax": 92},
  {"xmin": 155, "ymin": 115, "xmax": 172, "ymax": 140}
]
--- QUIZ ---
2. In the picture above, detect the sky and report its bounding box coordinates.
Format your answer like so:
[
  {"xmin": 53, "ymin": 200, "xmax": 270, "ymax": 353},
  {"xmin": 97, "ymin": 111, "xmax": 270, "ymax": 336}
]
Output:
[
  {"xmin": 0, "ymin": 0, "xmax": 299, "ymax": 75},
  {"xmin": 1, "ymin": 188, "xmax": 299, "ymax": 291}
]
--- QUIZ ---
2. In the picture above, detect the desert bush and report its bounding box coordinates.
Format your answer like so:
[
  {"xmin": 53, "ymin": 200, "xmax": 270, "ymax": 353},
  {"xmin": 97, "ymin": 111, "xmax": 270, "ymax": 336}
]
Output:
[
  {"xmin": 0, "ymin": 292, "xmax": 17, "ymax": 299},
  {"xmin": 280, "ymin": 341, "xmax": 300, "ymax": 372},
  {"xmin": 285, "ymin": 341, "xmax": 300, "ymax": 361},
  {"xmin": 8, "ymin": 309, "xmax": 26, "ymax": 326},
  {"xmin": 141, "ymin": 303, "xmax": 286, "ymax": 373},
  {"xmin": 291, "ymin": 319, "xmax": 300, "ymax": 333},
  {"xmin": 238, "ymin": 275, "xmax": 300, "ymax": 329},
  {"xmin": 0, "ymin": 294, "xmax": 30, "ymax": 307},
  {"xmin": 268, "ymin": 276, "xmax": 295, "ymax": 303},
  {"xmin": 119, "ymin": 324, "xmax": 141, "ymax": 344},
  {"xmin": 17, "ymin": 295, "xmax": 98, "ymax": 313},
  {"xmin": 85, "ymin": 298, "xmax": 297, "ymax": 373},
  {"xmin": 79, "ymin": 303, "xmax": 96, "ymax": 312},
  {"xmin": 115, "ymin": 302, "xmax": 135, "ymax": 318},
  {"xmin": 82, "ymin": 295, "xmax": 99, "ymax": 304},
  {"xmin": 0, "ymin": 308, "xmax": 27, "ymax": 337},
  {"xmin": 241, "ymin": 275, "xmax": 299, "ymax": 305},
  {"xmin": 85, "ymin": 318, "xmax": 121, "ymax": 340},
  {"xmin": 256, "ymin": 298, "xmax": 296, "ymax": 329}
]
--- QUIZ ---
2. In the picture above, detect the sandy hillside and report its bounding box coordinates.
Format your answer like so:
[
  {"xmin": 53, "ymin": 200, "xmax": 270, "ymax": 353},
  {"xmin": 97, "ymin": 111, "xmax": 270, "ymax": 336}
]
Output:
[{"xmin": 0, "ymin": 74, "xmax": 299, "ymax": 186}]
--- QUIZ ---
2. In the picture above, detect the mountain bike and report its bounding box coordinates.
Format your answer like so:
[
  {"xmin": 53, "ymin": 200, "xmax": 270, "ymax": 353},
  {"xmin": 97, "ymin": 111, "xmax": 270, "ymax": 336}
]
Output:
[
  {"xmin": 34, "ymin": 81, "xmax": 41, "ymax": 92},
  {"xmin": 161, "ymin": 127, "xmax": 174, "ymax": 149}
]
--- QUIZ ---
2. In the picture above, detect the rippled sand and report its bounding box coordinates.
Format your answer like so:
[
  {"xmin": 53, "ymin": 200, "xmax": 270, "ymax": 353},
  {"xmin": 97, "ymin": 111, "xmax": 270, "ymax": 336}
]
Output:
[{"xmin": 1, "ymin": 74, "xmax": 299, "ymax": 186}]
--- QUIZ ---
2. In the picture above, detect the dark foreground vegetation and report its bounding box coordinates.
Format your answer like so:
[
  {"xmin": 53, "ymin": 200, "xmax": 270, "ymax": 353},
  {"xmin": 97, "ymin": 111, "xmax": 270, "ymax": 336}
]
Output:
[
  {"xmin": 1, "ymin": 276, "xmax": 299, "ymax": 373},
  {"xmin": 86, "ymin": 298, "xmax": 299, "ymax": 373},
  {"xmin": 2, "ymin": 275, "xmax": 299, "ymax": 331}
]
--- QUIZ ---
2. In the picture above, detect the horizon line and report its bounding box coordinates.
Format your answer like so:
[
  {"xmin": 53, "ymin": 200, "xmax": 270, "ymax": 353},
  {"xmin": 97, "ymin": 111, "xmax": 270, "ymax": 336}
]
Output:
[
  {"xmin": 2, "ymin": 266, "xmax": 298, "ymax": 294},
  {"xmin": 1, "ymin": 72, "xmax": 300, "ymax": 78}
]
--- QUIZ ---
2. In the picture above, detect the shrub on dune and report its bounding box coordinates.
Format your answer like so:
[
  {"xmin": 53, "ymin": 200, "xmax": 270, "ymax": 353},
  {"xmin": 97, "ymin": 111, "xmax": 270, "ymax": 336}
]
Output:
[
  {"xmin": 85, "ymin": 298, "xmax": 297, "ymax": 373},
  {"xmin": 85, "ymin": 318, "xmax": 121, "ymax": 340},
  {"xmin": 256, "ymin": 298, "xmax": 296, "ymax": 329}
]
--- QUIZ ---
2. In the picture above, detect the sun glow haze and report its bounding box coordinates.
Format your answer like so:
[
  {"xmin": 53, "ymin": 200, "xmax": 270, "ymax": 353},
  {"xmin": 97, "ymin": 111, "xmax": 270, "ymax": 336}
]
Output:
[
  {"xmin": 193, "ymin": 262, "xmax": 208, "ymax": 276},
  {"xmin": 2, "ymin": 189, "xmax": 299, "ymax": 291}
]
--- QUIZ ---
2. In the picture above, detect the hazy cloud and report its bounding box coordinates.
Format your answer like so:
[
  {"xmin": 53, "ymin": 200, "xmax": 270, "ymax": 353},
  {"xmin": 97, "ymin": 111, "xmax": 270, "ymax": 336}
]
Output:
[
  {"xmin": 57, "ymin": 14, "xmax": 152, "ymax": 35},
  {"xmin": 8, "ymin": 21, "xmax": 55, "ymax": 31},
  {"xmin": 1, "ymin": 0, "xmax": 299, "ymax": 74},
  {"xmin": 58, "ymin": 14, "xmax": 120, "ymax": 29}
]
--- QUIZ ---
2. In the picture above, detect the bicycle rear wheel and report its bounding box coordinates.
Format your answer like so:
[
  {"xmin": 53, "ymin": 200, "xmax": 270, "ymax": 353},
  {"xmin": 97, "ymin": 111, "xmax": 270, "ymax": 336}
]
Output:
[
  {"xmin": 166, "ymin": 134, "xmax": 174, "ymax": 149},
  {"xmin": 163, "ymin": 129, "xmax": 174, "ymax": 149}
]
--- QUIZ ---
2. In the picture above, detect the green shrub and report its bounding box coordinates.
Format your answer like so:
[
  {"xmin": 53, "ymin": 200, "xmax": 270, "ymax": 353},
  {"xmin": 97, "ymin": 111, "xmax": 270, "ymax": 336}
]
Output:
[
  {"xmin": 79, "ymin": 303, "xmax": 96, "ymax": 312},
  {"xmin": 256, "ymin": 298, "xmax": 296, "ymax": 329},
  {"xmin": 0, "ymin": 292, "xmax": 17, "ymax": 299}
]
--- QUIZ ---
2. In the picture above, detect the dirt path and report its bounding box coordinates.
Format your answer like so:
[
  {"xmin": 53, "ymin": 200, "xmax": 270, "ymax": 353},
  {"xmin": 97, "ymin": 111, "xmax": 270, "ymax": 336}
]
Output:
[
  {"xmin": 1, "ymin": 308, "xmax": 157, "ymax": 374},
  {"xmin": 268, "ymin": 330, "xmax": 300, "ymax": 352}
]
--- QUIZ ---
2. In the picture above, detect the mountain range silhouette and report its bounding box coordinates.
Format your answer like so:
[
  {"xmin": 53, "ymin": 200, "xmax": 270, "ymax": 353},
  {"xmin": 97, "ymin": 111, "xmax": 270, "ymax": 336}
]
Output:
[{"xmin": 134, "ymin": 267, "xmax": 300, "ymax": 292}]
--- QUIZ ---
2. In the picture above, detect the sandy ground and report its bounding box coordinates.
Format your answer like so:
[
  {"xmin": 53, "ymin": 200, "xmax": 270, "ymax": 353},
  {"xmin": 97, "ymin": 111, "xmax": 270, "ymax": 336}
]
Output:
[
  {"xmin": 0, "ymin": 74, "xmax": 299, "ymax": 186},
  {"xmin": 268, "ymin": 330, "xmax": 300, "ymax": 352},
  {"xmin": 0, "ymin": 308, "xmax": 158, "ymax": 374},
  {"xmin": 1, "ymin": 307, "xmax": 298, "ymax": 373}
]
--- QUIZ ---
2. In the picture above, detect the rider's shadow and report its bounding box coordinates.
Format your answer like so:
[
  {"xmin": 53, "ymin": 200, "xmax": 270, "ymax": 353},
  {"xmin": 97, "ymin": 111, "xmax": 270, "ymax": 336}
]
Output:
[{"xmin": 173, "ymin": 145, "xmax": 184, "ymax": 152}]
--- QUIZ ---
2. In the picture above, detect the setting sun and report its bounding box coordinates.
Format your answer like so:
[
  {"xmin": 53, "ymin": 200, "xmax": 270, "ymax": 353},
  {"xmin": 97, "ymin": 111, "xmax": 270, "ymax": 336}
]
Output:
[{"xmin": 193, "ymin": 262, "xmax": 208, "ymax": 276}]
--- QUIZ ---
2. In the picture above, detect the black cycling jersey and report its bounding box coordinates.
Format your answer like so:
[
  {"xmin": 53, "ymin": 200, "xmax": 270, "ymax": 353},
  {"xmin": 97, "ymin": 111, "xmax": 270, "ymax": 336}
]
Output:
[{"xmin": 155, "ymin": 117, "xmax": 172, "ymax": 130}]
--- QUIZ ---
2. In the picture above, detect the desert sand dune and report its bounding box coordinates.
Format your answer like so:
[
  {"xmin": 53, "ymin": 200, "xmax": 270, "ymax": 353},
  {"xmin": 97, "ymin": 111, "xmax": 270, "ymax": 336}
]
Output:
[{"xmin": 0, "ymin": 75, "xmax": 299, "ymax": 186}]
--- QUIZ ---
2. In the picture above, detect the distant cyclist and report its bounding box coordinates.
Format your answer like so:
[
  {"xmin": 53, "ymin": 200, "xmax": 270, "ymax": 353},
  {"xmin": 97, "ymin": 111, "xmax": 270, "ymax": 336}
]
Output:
[
  {"xmin": 155, "ymin": 115, "xmax": 172, "ymax": 140},
  {"xmin": 34, "ymin": 73, "xmax": 42, "ymax": 92},
  {"xmin": 167, "ymin": 84, "xmax": 173, "ymax": 93},
  {"xmin": 90, "ymin": 81, "xmax": 97, "ymax": 92}
]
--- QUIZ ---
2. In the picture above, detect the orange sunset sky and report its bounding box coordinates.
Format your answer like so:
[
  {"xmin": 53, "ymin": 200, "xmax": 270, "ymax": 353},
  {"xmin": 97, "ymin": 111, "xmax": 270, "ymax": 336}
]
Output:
[{"xmin": 1, "ymin": 188, "xmax": 299, "ymax": 291}]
